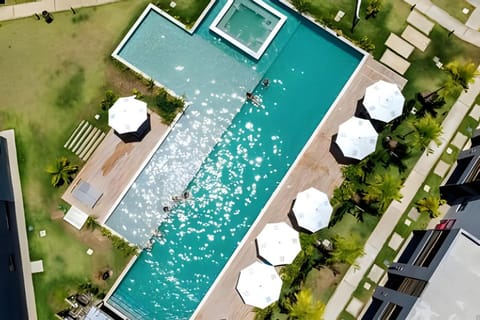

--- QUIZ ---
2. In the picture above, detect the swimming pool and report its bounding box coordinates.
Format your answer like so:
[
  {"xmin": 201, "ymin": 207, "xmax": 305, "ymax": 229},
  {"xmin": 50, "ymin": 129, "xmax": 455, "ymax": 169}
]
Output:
[{"xmin": 107, "ymin": 1, "xmax": 362, "ymax": 319}]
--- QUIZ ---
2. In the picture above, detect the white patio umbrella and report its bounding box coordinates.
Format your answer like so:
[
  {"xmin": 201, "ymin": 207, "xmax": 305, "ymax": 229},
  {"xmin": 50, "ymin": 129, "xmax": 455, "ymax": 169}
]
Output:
[
  {"xmin": 108, "ymin": 96, "xmax": 147, "ymax": 134},
  {"xmin": 236, "ymin": 261, "xmax": 282, "ymax": 309},
  {"xmin": 363, "ymin": 80, "xmax": 405, "ymax": 122},
  {"xmin": 336, "ymin": 116, "xmax": 378, "ymax": 160},
  {"xmin": 256, "ymin": 222, "xmax": 301, "ymax": 266},
  {"xmin": 293, "ymin": 187, "xmax": 333, "ymax": 233}
]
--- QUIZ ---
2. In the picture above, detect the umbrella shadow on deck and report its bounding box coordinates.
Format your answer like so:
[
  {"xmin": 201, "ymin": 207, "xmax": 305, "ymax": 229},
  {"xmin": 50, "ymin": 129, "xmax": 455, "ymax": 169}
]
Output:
[
  {"xmin": 354, "ymin": 99, "xmax": 384, "ymax": 132},
  {"xmin": 329, "ymin": 134, "xmax": 360, "ymax": 166}
]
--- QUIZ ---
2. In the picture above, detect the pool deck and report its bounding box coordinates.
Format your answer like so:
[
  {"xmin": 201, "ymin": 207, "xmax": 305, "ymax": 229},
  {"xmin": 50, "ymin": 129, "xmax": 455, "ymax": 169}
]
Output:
[
  {"xmin": 192, "ymin": 55, "xmax": 406, "ymax": 320},
  {"xmin": 62, "ymin": 111, "xmax": 170, "ymax": 226}
]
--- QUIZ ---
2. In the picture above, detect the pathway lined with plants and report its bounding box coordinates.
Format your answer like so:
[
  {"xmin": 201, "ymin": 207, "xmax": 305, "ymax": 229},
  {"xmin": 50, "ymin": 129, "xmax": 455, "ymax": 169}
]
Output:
[
  {"xmin": 404, "ymin": 0, "xmax": 480, "ymax": 47},
  {"xmin": 324, "ymin": 67, "xmax": 480, "ymax": 319}
]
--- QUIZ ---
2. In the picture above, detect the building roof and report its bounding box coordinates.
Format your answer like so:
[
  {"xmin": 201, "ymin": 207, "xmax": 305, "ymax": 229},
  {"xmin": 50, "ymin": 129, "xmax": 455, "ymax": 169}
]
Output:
[{"xmin": 407, "ymin": 230, "xmax": 480, "ymax": 319}]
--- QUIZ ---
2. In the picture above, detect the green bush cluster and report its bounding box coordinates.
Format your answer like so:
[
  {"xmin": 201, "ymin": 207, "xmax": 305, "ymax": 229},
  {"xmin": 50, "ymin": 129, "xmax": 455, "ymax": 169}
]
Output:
[{"xmin": 100, "ymin": 227, "xmax": 138, "ymax": 257}]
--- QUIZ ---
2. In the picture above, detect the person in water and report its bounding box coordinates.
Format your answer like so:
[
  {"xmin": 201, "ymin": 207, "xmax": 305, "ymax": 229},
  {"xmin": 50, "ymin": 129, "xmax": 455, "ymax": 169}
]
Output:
[
  {"xmin": 246, "ymin": 92, "xmax": 260, "ymax": 105},
  {"xmin": 262, "ymin": 78, "xmax": 270, "ymax": 87}
]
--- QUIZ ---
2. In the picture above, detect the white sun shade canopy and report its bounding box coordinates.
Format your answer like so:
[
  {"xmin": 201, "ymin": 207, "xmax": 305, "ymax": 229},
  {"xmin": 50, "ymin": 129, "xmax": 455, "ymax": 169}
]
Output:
[
  {"xmin": 256, "ymin": 222, "xmax": 301, "ymax": 266},
  {"xmin": 236, "ymin": 261, "xmax": 282, "ymax": 309},
  {"xmin": 336, "ymin": 116, "xmax": 378, "ymax": 160},
  {"xmin": 363, "ymin": 80, "xmax": 405, "ymax": 122},
  {"xmin": 108, "ymin": 96, "xmax": 148, "ymax": 134},
  {"xmin": 293, "ymin": 187, "xmax": 333, "ymax": 232}
]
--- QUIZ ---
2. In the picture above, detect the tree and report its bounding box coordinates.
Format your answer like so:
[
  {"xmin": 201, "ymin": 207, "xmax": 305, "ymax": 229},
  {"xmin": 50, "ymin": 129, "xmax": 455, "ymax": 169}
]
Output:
[
  {"xmin": 327, "ymin": 235, "xmax": 365, "ymax": 268},
  {"xmin": 424, "ymin": 60, "xmax": 478, "ymax": 100},
  {"xmin": 363, "ymin": 166, "xmax": 404, "ymax": 213},
  {"xmin": 408, "ymin": 114, "xmax": 443, "ymax": 153},
  {"xmin": 284, "ymin": 288, "xmax": 325, "ymax": 320},
  {"xmin": 45, "ymin": 157, "xmax": 79, "ymax": 187},
  {"xmin": 365, "ymin": 0, "xmax": 382, "ymax": 19},
  {"xmin": 101, "ymin": 90, "xmax": 117, "ymax": 111},
  {"xmin": 416, "ymin": 196, "xmax": 446, "ymax": 218}
]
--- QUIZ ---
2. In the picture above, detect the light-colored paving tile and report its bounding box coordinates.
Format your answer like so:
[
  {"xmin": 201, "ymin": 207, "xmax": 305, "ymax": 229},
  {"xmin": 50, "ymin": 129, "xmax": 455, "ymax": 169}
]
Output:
[
  {"xmin": 380, "ymin": 49, "xmax": 411, "ymax": 75},
  {"xmin": 346, "ymin": 298, "xmax": 364, "ymax": 317},
  {"xmin": 451, "ymin": 132, "xmax": 469, "ymax": 149},
  {"xmin": 367, "ymin": 264, "xmax": 384, "ymax": 283},
  {"xmin": 434, "ymin": 160, "xmax": 451, "ymax": 178},
  {"xmin": 469, "ymin": 104, "xmax": 480, "ymax": 120},
  {"xmin": 401, "ymin": 25, "xmax": 431, "ymax": 51},
  {"xmin": 407, "ymin": 10, "xmax": 435, "ymax": 35},
  {"xmin": 388, "ymin": 232, "xmax": 404, "ymax": 251},
  {"xmin": 385, "ymin": 33, "xmax": 415, "ymax": 58},
  {"xmin": 408, "ymin": 207, "xmax": 420, "ymax": 221},
  {"xmin": 404, "ymin": 218, "xmax": 412, "ymax": 226},
  {"xmin": 467, "ymin": 8, "xmax": 480, "ymax": 30}
]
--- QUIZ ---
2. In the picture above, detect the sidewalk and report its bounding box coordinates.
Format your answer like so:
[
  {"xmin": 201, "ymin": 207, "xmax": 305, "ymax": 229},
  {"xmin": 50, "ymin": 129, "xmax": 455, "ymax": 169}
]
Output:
[
  {"xmin": 0, "ymin": 0, "xmax": 117, "ymax": 21},
  {"xmin": 323, "ymin": 69, "xmax": 480, "ymax": 320},
  {"xmin": 404, "ymin": 0, "xmax": 480, "ymax": 47}
]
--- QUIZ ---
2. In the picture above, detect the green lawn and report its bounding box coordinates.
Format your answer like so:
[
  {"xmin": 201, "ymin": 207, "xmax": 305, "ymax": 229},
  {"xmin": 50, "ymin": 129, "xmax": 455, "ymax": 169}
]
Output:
[
  {"xmin": 153, "ymin": 0, "xmax": 212, "ymax": 28},
  {"xmin": 431, "ymin": 0, "xmax": 474, "ymax": 24},
  {"xmin": 0, "ymin": 1, "xmax": 150, "ymax": 317}
]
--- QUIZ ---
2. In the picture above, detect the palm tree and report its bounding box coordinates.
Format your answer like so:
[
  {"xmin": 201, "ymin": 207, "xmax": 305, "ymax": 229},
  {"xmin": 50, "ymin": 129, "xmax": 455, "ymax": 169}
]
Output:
[
  {"xmin": 365, "ymin": 0, "xmax": 382, "ymax": 19},
  {"xmin": 85, "ymin": 216, "xmax": 99, "ymax": 231},
  {"xmin": 284, "ymin": 288, "xmax": 325, "ymax": 320},
  {"xmin": 416, "ymin": 196, "xmax": 446, "ymax": 218},
  {"xmin": 326, "ymin": 235, "xmax": 365, "ymax": 269},
  {"xmin": 424, "ymin": 60, "xmax": 478, "ymax": 100},
  {"xmin": 408, "ymin": 114, "xmax": 443, "ymax": 153},
  {"xmin": 45, "ymin": 157, "xmax": 79, "ymax": 187},
  {"xmin": 363, "ymin": 166, "xmax": 403, "ymax": 213}
]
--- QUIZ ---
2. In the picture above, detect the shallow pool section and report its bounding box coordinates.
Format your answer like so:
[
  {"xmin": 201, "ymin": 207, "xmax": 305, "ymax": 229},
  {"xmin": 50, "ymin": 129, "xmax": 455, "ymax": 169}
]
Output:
[
  {"xmin": 107, "ymin": 2, "xmax": 362, "ymax": 316},
  {"xmin": 210, "ymin": 0, "xmax": 287, "ymax": 59}
]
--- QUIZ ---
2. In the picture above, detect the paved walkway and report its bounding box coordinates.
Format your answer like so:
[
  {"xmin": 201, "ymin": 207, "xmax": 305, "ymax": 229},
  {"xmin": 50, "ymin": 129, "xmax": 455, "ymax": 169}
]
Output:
[
  {"xmin": 405, "ymin": 0, "xmax": 480, "ymax": 47},
  {"xmin": 0, "ymin": 0, "xmax": 116, "ymax": 21},
  {"xmin": 324, "ymin": 67, "xmax": 480, "ymax": 319}
]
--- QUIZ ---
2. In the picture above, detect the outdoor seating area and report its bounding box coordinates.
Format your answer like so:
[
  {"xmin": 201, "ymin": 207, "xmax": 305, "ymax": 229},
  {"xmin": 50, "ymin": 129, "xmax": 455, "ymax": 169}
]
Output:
[
  {"xmin": 236, "ymin": 187, "xmax": 334, "ymax": 309},
  {"xmin": 333, "ymin": 80, "xmax": 405, "ymax": 162}
]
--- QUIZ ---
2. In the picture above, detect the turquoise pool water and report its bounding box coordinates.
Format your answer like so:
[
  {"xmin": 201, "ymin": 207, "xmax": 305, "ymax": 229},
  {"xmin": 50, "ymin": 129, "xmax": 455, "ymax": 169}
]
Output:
[
  {"xmin": 108, "ymin": 1, "xmax": 362, "ymax": 319},
  {"xmin": 216, "ymin": 0, "xmax": 281, "ymax": 51}
]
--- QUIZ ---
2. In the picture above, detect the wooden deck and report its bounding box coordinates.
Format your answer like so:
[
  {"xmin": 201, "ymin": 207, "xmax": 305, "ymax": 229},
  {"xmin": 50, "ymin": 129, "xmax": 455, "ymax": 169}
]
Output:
[
  {"xmin": 62, "ymin": 111, "xmax": 170, "ymax": 224},
  {"xmin": 193, "ymin": 56, "xmax": 407, "ymax": 320}
]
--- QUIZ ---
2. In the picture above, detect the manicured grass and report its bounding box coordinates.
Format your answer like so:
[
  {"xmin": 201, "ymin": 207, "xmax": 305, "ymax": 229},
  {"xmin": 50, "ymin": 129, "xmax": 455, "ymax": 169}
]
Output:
[
  {"xmin": 431, "ymin": 0, "xmax": 474, "ymax": 24},
  {"xmin": 458, "ymin": 115, "xmax": 479, "ymax": 136},
  {"xmin": 153, "ymin": 0, "xmax": 211, "ymax": 28},
  {"xmin": 0, "ymin": 1, "xmax": 150, "ymax": 317}
]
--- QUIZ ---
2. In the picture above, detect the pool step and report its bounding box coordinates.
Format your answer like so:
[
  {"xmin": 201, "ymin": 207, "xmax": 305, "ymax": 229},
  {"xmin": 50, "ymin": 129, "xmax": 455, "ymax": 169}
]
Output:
[{"xmin": 64, "ymin": 121, "xmax": 106, "ymax": 161}]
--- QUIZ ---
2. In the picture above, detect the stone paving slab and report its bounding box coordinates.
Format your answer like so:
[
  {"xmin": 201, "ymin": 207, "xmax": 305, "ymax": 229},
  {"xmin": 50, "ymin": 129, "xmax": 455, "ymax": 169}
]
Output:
[
  {"xmin": 401, "ymin": 25, "xmax": 431, "ymax": 51},
  {"xmin": 346, "ymin": 297, "xmax": 364, "ymax": 317},
  {"xmin": 380, "ymin": 49, "xmax": 411, "ymax": 75},
  {"xmin": 467, "ymin": 8, "xmax": 480, "ymax": 30},
  {"xmin": 388, "ymin": 232, "xmax": 404, "ymax": 251},
  {"xmin": 451, "ymin": 132, "xmax": 469, "ymax": 149},
  {"xmin": 367, "ymin": 264, "xmax": 385, "ymax": 283},
  {"xmin": 407, "ymin": 9, "xmax": 435, "ymax": 35},
  {"xmin": 434, "ymin": 160, "xmax": 451, "ymax": 178},
  {"xmin": 385, "ymin": 33, "xmax": 415, "ymax": 58}
]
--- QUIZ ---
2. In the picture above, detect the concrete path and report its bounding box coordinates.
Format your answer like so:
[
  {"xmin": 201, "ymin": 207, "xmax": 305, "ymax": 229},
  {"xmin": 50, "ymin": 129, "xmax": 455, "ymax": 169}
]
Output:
[
  {"xmin": 324, "ymin": 68, "xmax": 480, "ymax": 320},
  {"xmin": 0, "ymin": 0, "xmax": 116, "ymax": 21},
  {"xmin": 405, "ymin": 0, "xmax": 480, "ymax": 47}
]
